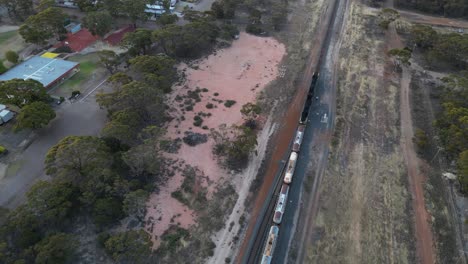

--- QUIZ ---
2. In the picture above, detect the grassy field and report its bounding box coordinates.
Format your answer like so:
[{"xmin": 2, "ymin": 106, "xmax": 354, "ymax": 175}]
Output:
[
  {"xmin": 50, "ymin": 53, "xmax": 103, "ymax": 98},
  {"xmin": 65, "ymin": 61, "xmax": 98, "ymax": 87},
  {"xmin": 0, "ymin": 30, "xmax": 26, "ymax": 60},
  {"xmin": 0, "ymin": 31, "xmax": 17, "ymax": 45}
]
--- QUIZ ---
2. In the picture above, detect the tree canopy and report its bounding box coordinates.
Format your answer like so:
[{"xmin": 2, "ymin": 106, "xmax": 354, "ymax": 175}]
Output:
[
  {"xmin": 0, "ymin": 0, "xmax": 34, "ymax": 21},
  {"xmin": 5, "ymin": 50, "xmax": 19, "ymax": 64},
  {"xmin": 104, "ymin": 230, "xmax": 152, "ymax": 263},
  {"xmin": 434, "ymin": 72, "xmax": 468, "ymax": 192},
  {"xmin": 152, "ymin": 20, "xmax": 220, "ymax": 58},
  {"xmin": 34, "ymin": 233, "xmax": 76, "ymax": 264},
  {"xmin": 96, "ymin": 81, "xmax": 166, "ymax": 124},
  {"xmin": 396, "ymin": 0, "xmax": 468, "ymax": 17},
  {"xmin": 19, "ymin": 7, "xmax": 67, "ymax": 45},
  {"xmin": 25, "ymin": 180, "xmax": 76, "ymax": 228},
  {"xmin": 14, "ymin": 101, "xmax": 56, "ymax": 131},
  {"xmin": 98, "ymin": 50, "xmax": 120, "ymax": 74},
  {"xmin": 0, "ymin": 79, "xmax": 50, "ymax": 108},
  {"xmin": 410, "ymin": 25, "xmax": 468, "ymax": 69},
  {"xmin": 122, "ymin": 29, "xmax": 153, "ymax": 56},
  {"xmin": 82, "ymin": 10, "xmax": 113, "ymax": 37},
  {"xmin": 129, "ymin": 55, "xmax": 176, "ymax": 92},
  {"xmin": 45, "ymin": 135, "xmax": 112, "ymax": 179}
]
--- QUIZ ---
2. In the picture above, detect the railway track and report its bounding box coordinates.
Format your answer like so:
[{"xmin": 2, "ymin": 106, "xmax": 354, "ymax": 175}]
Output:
[
  {"xmin": 241, "ymin": 0, "xmax": 344, "ymax": 262},
  {"xmin": 243, "ymin": 143, "xmax": 292, "ymax": 264}
]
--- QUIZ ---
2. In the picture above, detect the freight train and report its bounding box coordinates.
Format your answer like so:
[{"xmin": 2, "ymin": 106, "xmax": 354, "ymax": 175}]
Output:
[{"xmin": 260, "ymin": 72, "xmax": 319, "ymax": 264}]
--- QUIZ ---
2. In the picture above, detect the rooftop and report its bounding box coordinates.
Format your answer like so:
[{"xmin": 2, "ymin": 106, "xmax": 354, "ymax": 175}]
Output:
[{"xmin": 0, "ymin": 55, "xmax": 79, "ymax": 88}]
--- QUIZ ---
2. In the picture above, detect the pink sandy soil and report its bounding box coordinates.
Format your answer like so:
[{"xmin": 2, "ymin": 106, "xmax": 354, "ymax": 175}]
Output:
[{"xmin": 145, "ymin": 32, "xmax": 286, "ymax": 248}]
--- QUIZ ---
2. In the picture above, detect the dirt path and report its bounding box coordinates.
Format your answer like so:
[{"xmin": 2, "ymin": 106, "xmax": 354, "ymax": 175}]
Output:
[
  {"xmin": 207, "ymin": 117, "xmax": 275, "ymax": 264},
  {"xmin": 387, "ymin": 14, "xmax": 436, "ymax": 261},
  {"xmin": 398, "ymin": 9, "xmax": 468, "ymax": 29},
  {"xmin": 400, "ymin": 67, "xmax": 435, "ymax": 264}
]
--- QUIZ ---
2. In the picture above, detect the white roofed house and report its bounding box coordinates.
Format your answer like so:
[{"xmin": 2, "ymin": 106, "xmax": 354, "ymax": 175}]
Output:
[
  {"xmin": 145, "ymin": 0, "xmax": 178, "ymax": 19},
  {"xmin": 0, "ymin": 110, "xmax": 14, "ymax": 125}
]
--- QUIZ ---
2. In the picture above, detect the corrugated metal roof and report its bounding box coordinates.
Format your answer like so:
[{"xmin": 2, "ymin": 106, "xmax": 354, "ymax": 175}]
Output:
[
  {"xmin": 0, "ymin": 56, "xmax": 79, "ymax": 88},
  {"xmin": 0, "ymin": 110, "xmax": 12, "ymax": 117}
]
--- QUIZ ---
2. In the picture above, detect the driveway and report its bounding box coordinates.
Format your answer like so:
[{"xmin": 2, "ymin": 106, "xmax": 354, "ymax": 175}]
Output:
[{"xmin": 0, "ymin": 90, "xmax": 107, "ymax": 208}]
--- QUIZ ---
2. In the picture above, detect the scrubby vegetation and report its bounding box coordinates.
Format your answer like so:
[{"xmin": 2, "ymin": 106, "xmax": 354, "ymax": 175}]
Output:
[
  {"xmin": 409, "ymin": 25, "xmax": 468, "ymax": 70},
  {"xmin": 396, "ymin": 0, "xmax": 468, "ymax": 17},
  {"xmin": 433, "ymin": 73, "xmax": 468, "ymax": 192},
  {"xmin": 406, "ymin": 24, "xmax": 468, "ymax": 194}
]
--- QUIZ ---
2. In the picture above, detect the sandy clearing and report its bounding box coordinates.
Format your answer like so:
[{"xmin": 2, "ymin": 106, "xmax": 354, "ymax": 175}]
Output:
[{"xmin": 145, "ymin": 32, "xmax": 286, "ymax": 249}]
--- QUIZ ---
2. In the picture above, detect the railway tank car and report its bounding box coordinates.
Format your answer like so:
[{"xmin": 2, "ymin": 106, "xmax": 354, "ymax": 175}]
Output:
[
  {"xmin": 273, "ymin": 184, "xmax": 290, "ymax": 224},
  {"xmin": 254, "ymin": 72, "xmax": 320, "ymax": 264},
  {"xmin": 292, "ymin": 125, "xmax": 306, "ymax": 152},
  {"xmin": 260, "ymin": 226, "xmax": 280, "ymax": 264},
  {"xmin": 283, "ymin": 152, "xmax": 298, "ymax": 184}
]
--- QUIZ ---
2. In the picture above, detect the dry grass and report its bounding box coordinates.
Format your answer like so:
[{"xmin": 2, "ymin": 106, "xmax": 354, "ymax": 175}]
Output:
[
  {"xmin": 0, "ymin": 30, "xmax": 26, "ymax": 60},
  {"xmin": 308, "ymin": 3, "xmax": 415, "ymax": 263}
]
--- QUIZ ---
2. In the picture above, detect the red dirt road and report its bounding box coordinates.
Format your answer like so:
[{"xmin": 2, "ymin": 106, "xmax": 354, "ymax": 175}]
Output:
[
  {"xmin": 400, "ymin": 67, "xmax": 436, "ymax": 264},
  {"xmin": 387, "ymin": 24, "xmax": 436, "ymax": 263}
]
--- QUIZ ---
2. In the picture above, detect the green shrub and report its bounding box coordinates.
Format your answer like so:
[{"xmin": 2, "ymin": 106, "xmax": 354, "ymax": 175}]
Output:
[
  {"xmin": 224, "ymin": 100, "xmax": 236, "ymax": 108},
  {"xmin": 206, "ymin": 103, "xmax": 214, "ymax": 109},
  {"xmin": 193, "ymin": 117, "xmax": 203, "ymax": 127},
  {"xmin": 0, "ymin": 145, "xmax": 7, "ymax": 154},
  {"xmin": 246, "ymin": 24, "xmax": 263, "ymax": 35},
  {"xmin": 0, "ymin": 61, "xmax": 7, "ymax": 74},
  {"xmin": 413, "ymin": 128, "xmax": 429, "ymax": 150},
  {"xmin": 5, "ymin": 50, "xmax": 18, "ymax": 63}
]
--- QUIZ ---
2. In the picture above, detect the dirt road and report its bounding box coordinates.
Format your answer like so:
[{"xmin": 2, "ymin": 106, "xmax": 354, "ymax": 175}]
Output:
[
  {"xmin": 400, "ymin": 67, "xmax": 435, "ymax": 264},
  {"xmin": 398, "ymin": 9, "xmax": 468, "ymax": 29},
  {"xmin": 388, "ymin": 7, "xmax": 436, "ymax": 260}
]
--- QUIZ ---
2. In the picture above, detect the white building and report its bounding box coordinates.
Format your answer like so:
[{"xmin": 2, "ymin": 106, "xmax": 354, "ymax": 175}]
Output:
[{"xmin": 145, "ymin": 0, "xmax": 178, "ymax": 18}]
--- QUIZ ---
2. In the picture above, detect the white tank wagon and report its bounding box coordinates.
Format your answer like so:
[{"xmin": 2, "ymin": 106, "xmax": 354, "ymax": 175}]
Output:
[
  {"xmin": 273, "ymin": 184, "xmax": 290, "ymax": 224},
  {"xmin": 283, "ymin": 152, "xmax": 298, "ymax": 184},
  {"xmin": 260, "ymin": 226, "xmax": 280, "ymax": 264},
  {"xmin": 292, "ymin": 125, "xmax": 305, "ymax": 152}
]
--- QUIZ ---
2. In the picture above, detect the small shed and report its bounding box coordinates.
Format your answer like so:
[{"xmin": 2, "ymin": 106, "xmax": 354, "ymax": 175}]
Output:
[
  {"xmin": 0, "ymin": 104, "xmax": 5, "ymax": 111},
  {"xmin": 0, "ymin": 110, "xmax": 14, "ymax": 124}
]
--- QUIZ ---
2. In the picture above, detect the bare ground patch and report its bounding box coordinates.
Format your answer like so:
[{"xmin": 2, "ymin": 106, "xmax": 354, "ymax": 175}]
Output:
[{"xmin": 143, "ymin": 32, "xmax": 286, "ymax": 263}]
